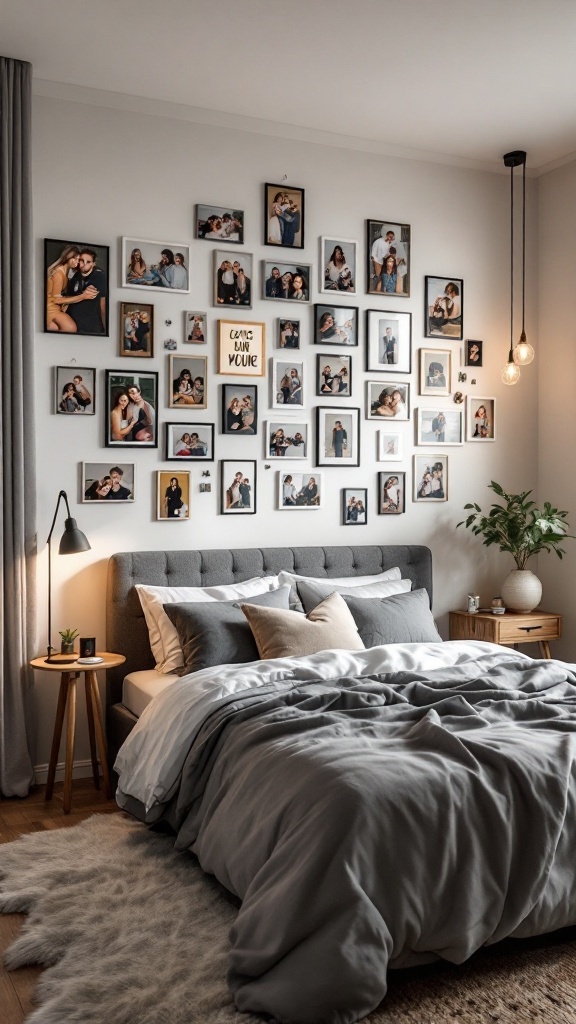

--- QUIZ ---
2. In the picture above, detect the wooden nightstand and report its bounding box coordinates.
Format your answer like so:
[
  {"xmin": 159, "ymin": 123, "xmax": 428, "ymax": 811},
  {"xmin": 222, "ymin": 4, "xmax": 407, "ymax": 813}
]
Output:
[
  {"xmin": 30, "ymin": 652, "xmax": 125, "ymax": 814},
  {"xmin": 449, "ymin": 610, "xmax": 561, "ymax": 659}
]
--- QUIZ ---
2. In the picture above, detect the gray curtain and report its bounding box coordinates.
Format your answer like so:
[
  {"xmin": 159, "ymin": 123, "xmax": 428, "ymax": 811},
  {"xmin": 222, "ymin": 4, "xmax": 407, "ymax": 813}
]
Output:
[{"xmin": 0, "ymin": 57, "xmax": 35, "ymax": 796}]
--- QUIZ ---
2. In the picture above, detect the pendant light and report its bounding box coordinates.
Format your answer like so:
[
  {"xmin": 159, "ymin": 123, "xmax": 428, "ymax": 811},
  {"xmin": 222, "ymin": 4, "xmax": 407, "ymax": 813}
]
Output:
[
  {"xmin": 512, "ymin": 151, "xmax": 534, "ymax": 366},
  {"xmin": 501, "ymin": 151, "xmax": 525, "ymax": 385}
]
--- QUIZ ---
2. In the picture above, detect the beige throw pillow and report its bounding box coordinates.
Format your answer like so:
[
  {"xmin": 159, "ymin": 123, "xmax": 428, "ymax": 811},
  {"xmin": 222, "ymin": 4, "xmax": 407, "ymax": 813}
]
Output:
[{"xmin": 241, "ymin": 591, "xmax": 365, "ymax": 659}]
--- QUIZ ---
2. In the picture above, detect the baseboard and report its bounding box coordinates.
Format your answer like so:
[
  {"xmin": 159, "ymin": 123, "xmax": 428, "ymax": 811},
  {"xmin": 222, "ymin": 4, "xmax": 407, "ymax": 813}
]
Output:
[{"xmin": 34, "ymin": 759, "xmax": 100, "ymax": 785}]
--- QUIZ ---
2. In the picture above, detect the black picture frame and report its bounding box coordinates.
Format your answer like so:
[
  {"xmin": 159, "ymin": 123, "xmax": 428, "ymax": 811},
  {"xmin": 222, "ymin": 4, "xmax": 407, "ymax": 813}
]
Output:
[
  {"xmin": 465, "ymin": 338, "xmax": 483, "ymax": 367},
  {"xmin": 366, "ymin": 220, "xmax": 410, "ymax": 297},
  {"xmin": 220, "ymin": 460, "xmax": 257, "ymax": 514},
  {"xmin": 277, "ymin": 318, "xmax": 300, "ymax": 348},
  {"xmin": 365, "ymin": 309, "xmax": 412, "ymax": 373},
  {"xmin": 44, "ymin": 238, "xmax": 109, "ymax": 336},
  {"xmin": 165, "ymin": 422, "xmax": 215, "ymax": 461},
  {"xmin": 105, "ymin": 369, "xmax": 159, "ymax": 448},
  {"xmin": 55, "ymin": 366, "xmax": 95, "ymax": 415},
  {"xmin": 424, "ymin": 275, "xmax": 464, "ymax": 341},
  {"xmin": 264, "ymin": 183, "xmax": 305, "ymax": 249},
  {"xmin": 378, "ymin": 472, "xmax": 406, "ymax": 514},
  {"xmin": 313, "ymin": 303, "xmax": 359, "ymax": 346},
  {"xmin": 342, "ymin": 488, "xmax": 368, "ymax": 525},
  {"xmin": 316, "ymin": 354, "xmax": 352, "ymax": 397},
  {"xmin": 195, "ymin": 204, "xmax": 244, "ymax": 244},
  {"xmin": 315, "ymin": 406, "xmax": 361, "ymax": 467},
  {"xmin": 221, "ymin": 384, "xmax": 258, "ymax": 435},
  {"xmin": 214, "ymin": 250, "xmax": 253, "ymax": 308}
]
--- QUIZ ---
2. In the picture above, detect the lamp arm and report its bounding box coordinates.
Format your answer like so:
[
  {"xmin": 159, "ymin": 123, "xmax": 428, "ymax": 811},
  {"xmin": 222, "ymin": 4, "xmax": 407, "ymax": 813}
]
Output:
[
  {"xmin": 46, "ymin": 490, "xmax": 70, "ymax": 544},
  {"xmin": 45, "ymin": 489, "xmax": 70, "ymax": 661}
]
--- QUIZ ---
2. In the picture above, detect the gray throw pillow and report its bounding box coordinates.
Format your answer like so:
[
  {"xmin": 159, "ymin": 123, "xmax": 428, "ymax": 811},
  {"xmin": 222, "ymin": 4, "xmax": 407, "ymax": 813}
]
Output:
[
  {"xmin": 296, "ymin": 576, "xmax": 412, "ymax": 615},
  {"xmin": 341, "ymin": 588, "xmax": 442, "ymax": 647},
  {"xmin": 163, "ymin": 584, "xmax": 292, "ymax": 676}
]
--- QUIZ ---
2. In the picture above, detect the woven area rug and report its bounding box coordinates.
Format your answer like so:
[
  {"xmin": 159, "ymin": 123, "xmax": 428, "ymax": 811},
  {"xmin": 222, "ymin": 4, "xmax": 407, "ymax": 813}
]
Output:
[{"xmin": 1, "ymin": 815, "xmax": 576, "ymax": 1024}]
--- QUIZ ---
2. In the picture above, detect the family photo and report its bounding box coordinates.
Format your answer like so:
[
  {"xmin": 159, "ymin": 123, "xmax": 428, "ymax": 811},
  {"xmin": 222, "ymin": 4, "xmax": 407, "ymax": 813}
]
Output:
[
  {"xmin": 82, "ymin": 462, "xmax": 134, "ymax": 502},
  {"xmin": 278, "ymin": 319, "xmax": 300, "ymax": 348},
  {"xmin": 419, "ymin": 348, "xmax": 451, "ymax": 395},
  {"xmin": 467, "ymin": 397, "xmax": 496, "ymax": 441},
  {"xmin": 105, "ymin": 370, "xmax": 158, "ymax": 447},
  {"xmin": 272, "ymin": 359, "xmax": 304, "ymax": 408},
  {"xmin": 367, "ymin": 382, "xmax": 410, "ymax": 420},
  {"xmin": 44, "ymin": 238, "xmax": 109, "ymax": 336},
  {"xmin": 165, "ymin": 422, "xmax": 214, "ymax": 461},
  {"xmin": 320, "ymin": 238, "xmax": 357, "ymax": 294},
  {"xmin": 314, "ymin": 304, "xmax": 358, "ymax": 346},
  {"xmin": 221, "ymin": 460, "xmax": 257, "ymax": 514},
  {"xmin": 264, "ymin": 261, "xmax": 311, "ymax": 302},
  {"xmin": 417, "ymin": 408, "xmax": 463, "ymax": 445},
  {"xmin": 122, "ymin": 238, "xmax": 190, "ymax": 293},
  {"xmin": 378, "ymin": 472, "xmax": 405, "ymax": 514},
  {"xmin": 366, "ymin": 309, "xmax": 411, "ymax": 373},
  {"xmin": 268, "ymin": 421, "xmax": 308, "ymax": 459},
  {"xmin": 196, "ymin": 205, "xmax": 244, "ymax": 243},
  {"xmin": 316, "ymin": 354, "xmax": 351, "ymax": 396},
  {"xmin": 170, "ymin": 356, "xmax": 207, "ymax": 409},
  {"xmin": 55, "ymin": 367, "xmax": 94, "ymax": 415},
  {"xmin": 425, "ymin": 276, "xmax": 464, "ymax": 339},
  {"xmin": 222, "ymin": 384, "xmax": 257, "ymax": 434},
  {"xmin": 120, "ymin": 302, "xmax": 153, "ymax": 356},
  {"xmin": 343, "ymin": 489, "xmax": 367, "ymax": 525},
  {"xmin": 279, "ymin": 472, "xmax": 322, "ymax": 509},
  {"xmin": 366, "ymin": 221, "xmax": 410, "ymax": 296},
  {"xmin": 265, "ymin": 184, "xmax": 304, "ymax": 248},
  {"xmin": 185, "ymin": 311, "xmax": 207, "ymax": 344},
  {"xmin": 414, "ymin": 456, "xmax": 448, "ymax": 501},
  {"xmin": 214, "ymin": 250, "xmax": 253, "ymax": 307},
  {"xmin": 157, "ymin": 472, "xmax": 190, "ymax": 520},
  {"xmin": 316, "ymin": 407, "xmax": 360, "ymax": 466}
]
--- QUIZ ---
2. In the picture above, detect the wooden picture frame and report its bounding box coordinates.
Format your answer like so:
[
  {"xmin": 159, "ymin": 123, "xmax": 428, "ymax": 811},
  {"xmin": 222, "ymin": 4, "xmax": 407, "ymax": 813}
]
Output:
[
  {"xmin": 119, "ymin": 301, "xmax": 154, "ymax": 357},
  {"xmin": 466, "ymin": 397, "xmax": 496, "ymax": 441},
  {"xmin": 157, "ymin": 471, "xmax": 191, "ymax": 520},
  {"xmin": 217, "ymin": 320, "xmax": 265, "ymax": 376}
]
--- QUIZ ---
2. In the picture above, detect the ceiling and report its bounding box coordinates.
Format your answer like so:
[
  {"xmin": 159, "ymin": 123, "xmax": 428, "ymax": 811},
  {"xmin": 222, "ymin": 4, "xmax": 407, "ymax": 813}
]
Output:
[{"xmin": 2, "ymin": 0, "xmax": 576, "ymax": 172}]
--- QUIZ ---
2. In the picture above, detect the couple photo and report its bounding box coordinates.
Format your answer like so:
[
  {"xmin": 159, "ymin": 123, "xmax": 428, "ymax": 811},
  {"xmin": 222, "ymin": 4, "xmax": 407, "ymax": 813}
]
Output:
[
  {"xmin": 367, "ymin": 221, "xmax": 410, "ymax": 296},
  {"xmin": 120, "ymin": 302, "xmax": 153, "ymax": 356},
  {"xmin": 45, "ymin": 238, "xmax": 109, "ymax": 336},
  {"xmin": 221, "ymin": 460, "xmax": 257, "ymax": 514},
  {"xmin": 265, "ymin": 184, "xmax": 304, "ymax": 248},
  {"xmin": 56, "ymin": 367, "xmax": 94, "ymax": 415},
  {"xmin": 82, "ymin": 462, "xmax": 134, "ymax": 502},
  {"xmin": 414, "ymin": 457, "xmax": 448, "ymax": 502},
  {"xmin": 166, "ymin": 422, "xmax": 214, "ymax": 461},
  {"xmin": 196, "ymin": 205, "xmax": 244, "ymax": 244},
  {"xmin": 106, "ymin": 371, "xmax": 158, "ymax": 448}
]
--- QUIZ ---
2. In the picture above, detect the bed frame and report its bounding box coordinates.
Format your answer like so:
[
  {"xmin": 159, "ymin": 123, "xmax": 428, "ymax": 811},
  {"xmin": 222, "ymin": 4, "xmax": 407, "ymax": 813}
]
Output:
[{"xmin": 105, "ymin": 544, "xmax": 433, "ymax": 769}]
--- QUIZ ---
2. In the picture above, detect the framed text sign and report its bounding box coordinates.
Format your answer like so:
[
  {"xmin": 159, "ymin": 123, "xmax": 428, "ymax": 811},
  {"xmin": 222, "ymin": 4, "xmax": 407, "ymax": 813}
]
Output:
[{"xmin": 217, "ymin": 320, "xmax": 266, "ymax": 376}]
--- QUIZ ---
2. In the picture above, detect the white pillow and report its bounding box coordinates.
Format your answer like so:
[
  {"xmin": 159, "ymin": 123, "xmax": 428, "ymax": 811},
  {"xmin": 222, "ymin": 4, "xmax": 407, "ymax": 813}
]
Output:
[
  {"xmin": 136, "ymin": 576, "xmax": 281, "ymax": 673},
  {"xmin": 295, "ymin": 577, "xmax": 412, "ymax": 615},
  {"xmin": 278, "ymin": 566, "xmax": 402, "ymax": 588}
]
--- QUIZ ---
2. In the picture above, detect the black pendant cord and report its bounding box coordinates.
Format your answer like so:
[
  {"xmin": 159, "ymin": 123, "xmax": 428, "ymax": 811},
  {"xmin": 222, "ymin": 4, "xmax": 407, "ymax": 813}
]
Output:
[
  {"xmin": 521, "ymin": 158, "xmax": 526, "ymax": 337},
  {"xmin": 509, "ymin": 161, "xmax": 514, "ymax": 361}
]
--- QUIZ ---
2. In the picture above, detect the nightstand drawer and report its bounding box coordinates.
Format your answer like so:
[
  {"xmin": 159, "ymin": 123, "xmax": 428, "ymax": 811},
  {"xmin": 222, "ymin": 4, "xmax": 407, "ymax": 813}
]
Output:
[{"xmin": 497, "ymin": 614, "xmax": 561, "ymax": 644}]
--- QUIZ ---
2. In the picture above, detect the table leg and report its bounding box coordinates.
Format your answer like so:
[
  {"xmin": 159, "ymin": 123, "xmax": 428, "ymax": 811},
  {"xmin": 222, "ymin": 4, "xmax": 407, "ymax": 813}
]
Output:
[
  {"xmin": 63, "ymin": 674, "xmax": 78, "ymax": 814},
  {"xmin": 45, "ymin": 673, "xmax": 70, "ymax": 801},
  {"xmin": 87, "ymin": 671, "xmax": 112, "ymax": 799},
  {"xmin": 84, "ymin": 674, "xmax": 100, "ymax": 788},
  {"xmin": 540, "ymin": 640, "xmax": 552, "ymax": 659}
]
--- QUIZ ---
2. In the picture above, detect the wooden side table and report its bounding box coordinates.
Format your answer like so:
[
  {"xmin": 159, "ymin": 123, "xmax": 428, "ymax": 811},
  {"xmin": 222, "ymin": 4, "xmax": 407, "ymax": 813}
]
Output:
[
  {"xmin": 30, "ymin": 652, "xmax": 125, "ymax": 814},
  {"xmin": 449, "ymin": 610, "xmax": 562, "ymax": 659}
]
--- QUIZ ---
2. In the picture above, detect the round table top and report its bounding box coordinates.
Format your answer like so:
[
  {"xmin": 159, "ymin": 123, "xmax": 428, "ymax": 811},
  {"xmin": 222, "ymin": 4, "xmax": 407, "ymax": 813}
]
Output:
[{"xmin": 30, "ymin": 652, "xmax": 126, "ymax": 671}]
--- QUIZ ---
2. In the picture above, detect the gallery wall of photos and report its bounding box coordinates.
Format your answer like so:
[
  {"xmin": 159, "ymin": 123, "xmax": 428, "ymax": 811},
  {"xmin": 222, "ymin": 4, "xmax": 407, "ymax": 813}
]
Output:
[{"xmin": 46, "ymin": 192, "xmax": 495, "ymax": 526}]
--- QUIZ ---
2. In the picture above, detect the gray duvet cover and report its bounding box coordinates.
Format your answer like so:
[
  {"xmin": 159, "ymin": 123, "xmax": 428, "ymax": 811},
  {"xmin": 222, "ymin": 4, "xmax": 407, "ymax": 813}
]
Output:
[{"xmin": 137, "ymin": 653, "xmax": 576, "ymax": 1024}]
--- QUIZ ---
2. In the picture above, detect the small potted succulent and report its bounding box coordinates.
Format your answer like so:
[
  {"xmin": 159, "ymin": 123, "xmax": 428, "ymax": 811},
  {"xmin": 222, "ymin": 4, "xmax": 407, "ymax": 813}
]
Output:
[{"xmin": 59, "ymin": 628, "xmax": 79, "ymax": 655}]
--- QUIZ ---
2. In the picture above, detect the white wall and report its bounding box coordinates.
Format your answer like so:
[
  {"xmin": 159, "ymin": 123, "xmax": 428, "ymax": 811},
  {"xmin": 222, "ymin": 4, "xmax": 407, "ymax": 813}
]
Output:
[{"xmin": 31, "ymin": 91, "xmax": 539, "ymax": 770}]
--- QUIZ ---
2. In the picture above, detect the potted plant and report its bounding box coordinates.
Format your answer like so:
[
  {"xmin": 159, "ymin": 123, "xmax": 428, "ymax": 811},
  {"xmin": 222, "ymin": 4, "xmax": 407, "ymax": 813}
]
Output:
[
  {"xmin": 59, "ymin": 628, "xmax": 79, "ymax": 655},
  {"xmin": 458, "ymin": 481, "xmax": 574, "ymax": 612}
]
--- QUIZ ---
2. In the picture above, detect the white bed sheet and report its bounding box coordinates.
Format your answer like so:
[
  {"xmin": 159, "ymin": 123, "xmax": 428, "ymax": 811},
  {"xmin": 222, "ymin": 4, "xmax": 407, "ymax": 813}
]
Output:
[{"xmin": 122, "ymin": 669, "xmax": 178, "ymax": 718}]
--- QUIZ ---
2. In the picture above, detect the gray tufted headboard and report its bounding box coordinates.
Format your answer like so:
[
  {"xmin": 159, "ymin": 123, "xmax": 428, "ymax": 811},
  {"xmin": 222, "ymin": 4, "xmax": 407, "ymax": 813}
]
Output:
[{"xmin": 105, "ymin": 544, "xmax": 432, "ymax": 765}]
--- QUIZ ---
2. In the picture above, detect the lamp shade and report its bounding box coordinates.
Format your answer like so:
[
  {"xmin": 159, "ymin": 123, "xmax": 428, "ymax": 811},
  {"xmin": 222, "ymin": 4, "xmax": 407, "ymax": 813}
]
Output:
[{"xmin": 58, "ymin": 517, "xmax": 91, "ymax": 555}]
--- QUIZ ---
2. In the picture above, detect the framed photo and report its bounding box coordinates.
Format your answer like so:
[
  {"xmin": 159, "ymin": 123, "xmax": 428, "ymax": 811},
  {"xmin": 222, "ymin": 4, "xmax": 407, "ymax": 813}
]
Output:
[
  {"xmin": 278, "ymin": 318, "xmax": 300, "ymax": 349},
  {"xmin": 316, "ymin": 407, "xmax": 360, "ymax": 467},
  {"xmin": 263, "ymin": 261, "xmax": 311, "ymax": 302},
  {"xmin": 343, "ymin": 489, "xmax": 368, "ymax": 525},
  {"xmin": 265, "ymin": 183, "xmax": 304, "ymax": 249},
  {"xmin": 222, "ymin": 383, "xmax": 258, "ymax": 435},
  {"xmin": 316, "ymin": 354, "xmax": 352, "ymax": 397},
  {"xmin": 278, "ymin": 471, "xmax": 322, "ymax": 509},
  {"xmin": 272, "ymin": 358, "xmax": 304, "ymax": 409},
  {"xmin": 366, "ymin": 221, "xmax": 410, "ymax": 297},
  {"xmin": 214, "ymin": 250, "xmax": 253, "ymax": 308},
  {"xmin": 320, "ymin": 237, "xmax": 357, "ymax": 295},
  {"xmin": 217, "ymin": 320, "xmax": 265, "ymax": 376},
  {"xmin": 378, "ymin": 472, "xmax": 406, "ymax": 515},
  {"xmin": 157, "ymin": 471, "xmax": 191, "ymax": 520},
  {"xmin": 366, "ymin": 309, "xmax": 411, "ymax": 372},
  {"xmin": 170, "ymin": 355, "xmax": 207, "ymax": 409},
  {"xmin": 55, "ymin": 366, "xmax": 95, "ymax": 415},
  {"xmin": 416, "ymin": 407, "xmax": 463, "ymax": 446},
  {"xmin": 314, "ymin": 304, "xmax": 358, "ymax": 347},
  {"xmin": 424, "ymin": 276, "xmax": 464, "ymax": 340},
  {"xmin": 267, "ymin": 420, "xmax": 308, "ymax": 459},
  {"xmin": 82, "ymin": 462, "xmax": 134, "ymax": 502},
  {"xmin": 122, "ymin": 237, "xmax": 190, "ymax": 293},
  {"xmin": 466, "ymin": 397, "xmax": 496, "ymax": 441},
  {"xmin": 220, "ymin": 460, "xmax": 257, "ymax": 514},
  {"xmin": 413, "ymin": 455, "xmax": 448, "ymax": 502},
  {"xmin": 44, "ymin": 238, "xmax": 109, "ymax": 336},
  {"xmin": 185, "ymin": 311, "xmax": 207, "ymax": 344},
  {"xmin": 465, "ymin": 339, "xmax": 483, "ymax": 367},
  {"xmin": 120, "ymin": 301, "xmax": 153, "ymax": 357},
  {"xmin": 419, "ymin": 348, "xmax": 451, "ymax": 395},
  {"xmin": 195, "ymin": 204, "xmax": 244, "ymax": 244},
  {"xmin": 165, "ymin": 422, "xmax": 214, "ymax": 461},
  {"xmin": 105, "ymin": 370, "xmax": 158, "ymax": 448},
  {"xmin": 377, "ymin": 430, "xmax": 403, "ymax": 462},
  {"xmin": 366, "ymin": 381, "xmax": 410, "ymax": 421}
]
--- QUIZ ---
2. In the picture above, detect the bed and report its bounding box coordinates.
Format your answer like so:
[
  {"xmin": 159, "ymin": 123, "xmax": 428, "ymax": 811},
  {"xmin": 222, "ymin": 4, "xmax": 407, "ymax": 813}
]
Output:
[{"xmin": 108, "ymin": 545, "xmax": 576, "ymax": 1024}]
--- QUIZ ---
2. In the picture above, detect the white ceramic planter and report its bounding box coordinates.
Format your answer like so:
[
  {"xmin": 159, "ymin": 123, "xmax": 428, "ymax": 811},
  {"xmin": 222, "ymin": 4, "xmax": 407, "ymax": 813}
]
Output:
[{"xmin": 500, "ymin": 569, "xmax": 542, "ymax": 613}]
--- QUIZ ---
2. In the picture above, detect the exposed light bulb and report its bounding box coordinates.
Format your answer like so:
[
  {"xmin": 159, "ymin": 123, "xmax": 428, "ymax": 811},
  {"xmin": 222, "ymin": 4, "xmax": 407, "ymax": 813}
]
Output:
[
  {"xmin": 513, "ymin": 330, "xmax": 534, "ymax": 366},
  {"xmin": 501, "ymin": 351, "xmax": 521, "ymax": 386}
]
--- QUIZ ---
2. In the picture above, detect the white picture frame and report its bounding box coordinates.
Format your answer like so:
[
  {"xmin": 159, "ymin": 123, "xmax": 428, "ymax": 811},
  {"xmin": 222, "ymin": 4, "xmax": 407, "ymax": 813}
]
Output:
[
  {"xmin": 271, "ymin": 357, "xmax": 304, "ymax": 409},
  {"xmin": 416, "ymin": 407, "xmax": 463, "ymax": 446},
  {"xmin": 366, "ymin": 380, "xmax": 410, "ymax": 421},
  {"xmin": 278, "ymin": 471, "xmax": 323, "ymax": 509},
  {"xmin": 413, "ymin": 455, "xmax": 448, "ymax": 502},
  {"xmin": 377, "ymin": 430, "xmax": 403, "ymax": 462},
  {"xmin": 466, "ymin": 397, "xmax": 496, "ymax": 441},
  {"xmin": 319, "ymin": 237, "xmax": 358, "ymax": 295},
  {"xmin": 122, "ymin": 237, "xmax": 190, "ymax": 294},
  {"xmin": 267, "ymin": 421, "xmax": 309, "ymax": 459},
  {"xmin": 419, "ymin": 347, "xmax": 452, "ymax": 396}
]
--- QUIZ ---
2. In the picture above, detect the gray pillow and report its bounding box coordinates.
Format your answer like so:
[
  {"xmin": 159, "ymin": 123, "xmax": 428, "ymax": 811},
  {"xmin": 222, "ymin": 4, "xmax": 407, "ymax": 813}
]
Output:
[
  {"xmin": 163, "ymin": 584, "xmax": 292, "ymax": 675},
  {"xmin": 296, "ymin": 576, "xmax": 412, "ymax": 615},
  {"xmin": 340, "ymin": 589, "xmax": 442, "ymax": 647}
]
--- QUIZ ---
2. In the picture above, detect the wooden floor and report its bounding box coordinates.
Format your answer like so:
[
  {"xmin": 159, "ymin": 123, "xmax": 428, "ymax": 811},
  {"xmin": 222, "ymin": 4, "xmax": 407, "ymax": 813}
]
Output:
[{"xmin": 0, "ymin": 780, "xmax": 122, "ymax": 1024}]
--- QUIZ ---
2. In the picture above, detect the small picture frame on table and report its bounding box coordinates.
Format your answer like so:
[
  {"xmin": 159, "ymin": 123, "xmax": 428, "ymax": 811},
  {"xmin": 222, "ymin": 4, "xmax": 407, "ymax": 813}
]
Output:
[
  {"xmin": 320, "ymin": 237, "xmax": 357, "ymax": 295},
  {"xmin": 267, "ymin": 421, "xmax": 308, "ymax": 459},
  {"xmin": 366, "ymin": 220, "xmax": 410, "ymax": 296},
  {"xmin": 222, "ymin": 383, "xmax": 258, "ymax": 435},
  {"xmin": 413, "ymin": 455, "xmax": 448, "ymax": 502},
  {"xmin": 220, "ymin": 460, "xmax": 257, "ymax": 514},
  {"xmin": 316, "ymin": 354, "xmax": 352, "ymax": 397},
  {"xmin": 314, "ymin": 303, "xmax": 358, "ymax": 346},
  {"xmin": 366, "ymin": 381, "xmax": 410, "ymax": 421},
  {"xmin": 316, "ymin": 407, "xmax": 360, "ymax": 467},
  {"xmin": 343, "ymin": 488, "xmax": 368, "ymax": 525},
  {"xmin": 466, "ymin": 397, "xmax": 496, "ymax": 441},
  {"xmin": 157, "ymin": 471, "xmax": 191, "ymax": 520},
  {"xmin": 169, "ymin": 355, "xmax": 208, "ymax": 409},
  {"xmin": 378, "ymin": 472, "xmax": 406, "ymax": 515},
  {"xmin": 82, "ymin": 461, "xmax": 135, "ymax": 502},
  {"xmin": 278, "ymin": 472, "xmax": 322, "ymax": 509},
  {"xmin": 55, "ymin": 366, "xmax": 95, "ymax": 415},
  {"xmin": 196, "ymin": 205, "xmax": 244, "ymax": 243},
  {"xmin": 419, "ymin": 348, "xmax": 451, "ymax": 395},
  {"xmin": 185, "ymin": 311, "xmax": 207, "ymax": 344},
  {"xmin": 424, "ymin": 276, "xmax": 464, "ymax": 340},
  {"xmin": 165, "ymin": 422, "xmax": 215, "ymax": 461},
  {"xmin": 264, "ymin": 184, "xmax": 305, "ymax": 249},
  {"xmin": 120, "ymin": 301, "xmax": 153, "ymax": 357},
  {"xmin": 366, "ymin": 309, "xmax": 411, "ymax": 373},
  {"xmin": 217, "ymin": 319, "xmax": 265, "ymax": 376}
]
